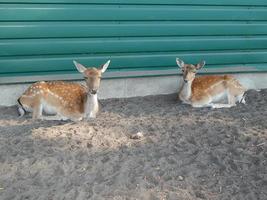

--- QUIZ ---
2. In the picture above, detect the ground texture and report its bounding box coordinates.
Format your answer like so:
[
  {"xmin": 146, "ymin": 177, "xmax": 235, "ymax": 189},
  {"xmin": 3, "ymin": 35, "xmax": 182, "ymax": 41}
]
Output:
[{"xmin": 0, "ymin": 89, "xmax": 266, "ymax": 200}]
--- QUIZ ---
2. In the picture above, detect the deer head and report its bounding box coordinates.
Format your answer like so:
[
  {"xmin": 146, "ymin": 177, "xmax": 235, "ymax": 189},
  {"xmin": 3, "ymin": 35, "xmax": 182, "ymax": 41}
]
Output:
[
  {"xmin": 73, "ymin": 60, "xmax": 110, "ymax": 95},
  {"xmin": 176, "ymin": 58, "xmax": 205, "ymax": 83}
]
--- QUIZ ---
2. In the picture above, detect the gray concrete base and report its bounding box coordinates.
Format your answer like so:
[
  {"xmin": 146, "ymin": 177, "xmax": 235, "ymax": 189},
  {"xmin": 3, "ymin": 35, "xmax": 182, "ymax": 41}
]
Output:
[{"xmin": 0, "ymin": 73, "xmax": 266, "ymax": 106}]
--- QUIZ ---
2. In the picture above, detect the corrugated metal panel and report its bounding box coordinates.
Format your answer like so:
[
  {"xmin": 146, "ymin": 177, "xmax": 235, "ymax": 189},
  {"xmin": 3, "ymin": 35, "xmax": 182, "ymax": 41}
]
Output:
[{"xmin": 0, "ymin": 0, "xmax": 266, "ymax": 83}]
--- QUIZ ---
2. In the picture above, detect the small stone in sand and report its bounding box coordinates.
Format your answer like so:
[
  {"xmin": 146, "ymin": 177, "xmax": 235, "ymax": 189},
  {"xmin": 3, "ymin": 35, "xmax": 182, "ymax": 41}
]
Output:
[
  {"xmin": 130, "ymin": 132, "xmax": 144, "ymax": 140},
  {"xmin": 178, "ymin": 176, "xmax": 184, "ymax": 181}
]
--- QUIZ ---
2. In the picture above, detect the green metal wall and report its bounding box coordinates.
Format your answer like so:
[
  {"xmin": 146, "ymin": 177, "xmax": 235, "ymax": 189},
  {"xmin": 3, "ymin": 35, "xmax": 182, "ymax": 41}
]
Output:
[{"xmin": 0, "ymin": 0, "xmax": 267, "ymax": 83}]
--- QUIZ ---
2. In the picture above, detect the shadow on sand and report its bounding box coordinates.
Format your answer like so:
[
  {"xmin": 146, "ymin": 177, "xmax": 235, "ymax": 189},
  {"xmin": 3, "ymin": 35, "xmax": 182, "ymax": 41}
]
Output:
[{"xmin": 0, "ymin": 90, "xmax": 266, "ymax": 200}]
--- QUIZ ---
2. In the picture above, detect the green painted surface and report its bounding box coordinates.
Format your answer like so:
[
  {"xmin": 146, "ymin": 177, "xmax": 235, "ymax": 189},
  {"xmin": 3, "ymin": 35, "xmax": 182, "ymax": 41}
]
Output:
[
  {"xmin": 1, "ymin": 5, "xmax": 267, "ymax": 21},
  {"xmin": 0, "ymin": 0, "xmax": 266, "ymax": 82},
  {"xmin": 1, "ymin": 0, "xmax": 267, "ymax": 6},
  {"xmin": 2, "ymin": 22, "xmax": 267, "ymax": 39}
]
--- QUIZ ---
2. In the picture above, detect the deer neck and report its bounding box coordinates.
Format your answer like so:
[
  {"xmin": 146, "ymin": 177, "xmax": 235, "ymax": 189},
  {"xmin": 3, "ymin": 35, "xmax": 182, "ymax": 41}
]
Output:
[
  {"xmin": 84, "ymin": 92, "xmax": 99, "ymax": 117},
  {"xmin": 179, "ymin": 80, "xmax": 193, "ymax": 102}
]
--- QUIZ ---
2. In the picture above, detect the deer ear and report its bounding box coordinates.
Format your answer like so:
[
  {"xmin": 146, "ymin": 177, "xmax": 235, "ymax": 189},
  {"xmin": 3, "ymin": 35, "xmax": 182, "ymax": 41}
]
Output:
[
  {"xmin": 176, "ymin": 58, "xmax": 184, "ymax": 68},
  {"xmin": 100, "ymin": 60, "xmax": 110, "ymax": 73},
  {"xmin": 196, "ymin": 60, "xmax": 205, "ymax": 70},
  {"xmin": 73, "ymin": 60, "xmax": 87, "ymax": 73}
]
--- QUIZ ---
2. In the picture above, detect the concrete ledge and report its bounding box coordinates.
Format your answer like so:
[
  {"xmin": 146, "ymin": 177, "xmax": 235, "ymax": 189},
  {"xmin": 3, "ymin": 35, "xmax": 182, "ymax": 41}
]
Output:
[{"xmin": 0, "ymin": 73, "xmax": 266, "ymax": 106}]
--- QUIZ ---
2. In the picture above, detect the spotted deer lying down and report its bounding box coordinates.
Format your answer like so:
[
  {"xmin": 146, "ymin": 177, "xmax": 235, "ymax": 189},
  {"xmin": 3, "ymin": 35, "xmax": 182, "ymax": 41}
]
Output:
[
  {"xmin": 176, "ymin": 58, "xmax": 246, "ymax": 108},
  {"xmin": 17, "ymin": 60, "xmax": 110, "ymax": 121}
]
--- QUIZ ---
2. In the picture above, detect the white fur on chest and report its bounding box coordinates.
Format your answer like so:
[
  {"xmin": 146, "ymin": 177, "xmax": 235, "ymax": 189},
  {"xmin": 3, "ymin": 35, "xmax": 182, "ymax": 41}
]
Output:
[
  {"xmin": 85, "ymin": 94, "xmax": 98, "ymax": 118},
  {"xmin": 179, "ymin": 82, "xmax": 192, "ymax": 103}
]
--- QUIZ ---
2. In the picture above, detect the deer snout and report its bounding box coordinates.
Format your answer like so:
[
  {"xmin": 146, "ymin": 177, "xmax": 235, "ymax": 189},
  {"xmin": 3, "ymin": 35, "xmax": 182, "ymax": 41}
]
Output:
[
  {"xmin": 91, "ymin": 89, "xmax": 97, "ymax": 95},
  {"xmin": 183, "ymin": 75, "xmax": 188, "ymax": 83}
]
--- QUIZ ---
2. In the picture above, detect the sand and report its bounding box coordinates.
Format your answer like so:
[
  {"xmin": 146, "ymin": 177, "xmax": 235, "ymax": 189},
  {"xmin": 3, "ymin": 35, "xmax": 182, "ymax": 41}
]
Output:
[{"xmin": 0, "ymin": 89, "xmax": 266, "ymax": 200}]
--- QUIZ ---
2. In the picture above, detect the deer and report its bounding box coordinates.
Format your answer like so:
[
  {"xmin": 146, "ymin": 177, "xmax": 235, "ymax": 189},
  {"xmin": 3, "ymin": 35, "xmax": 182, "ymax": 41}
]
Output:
[
  {"xmin": 17, "ymin": 60, "xmax": 110, "ymax": 121},
  {"xmin": 176, "ymin": 58, "xmax": 246, "ymax": 108}
]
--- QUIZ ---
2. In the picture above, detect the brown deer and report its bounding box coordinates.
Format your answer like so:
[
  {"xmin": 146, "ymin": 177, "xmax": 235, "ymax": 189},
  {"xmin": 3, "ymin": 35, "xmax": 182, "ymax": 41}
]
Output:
[
  {"xmin": 176, "ymin": 58, "xmax": 246, "ymax": 108},
  {"xmin": 17, "ymin": 60, "xmax": 110, "ymax": 121}
]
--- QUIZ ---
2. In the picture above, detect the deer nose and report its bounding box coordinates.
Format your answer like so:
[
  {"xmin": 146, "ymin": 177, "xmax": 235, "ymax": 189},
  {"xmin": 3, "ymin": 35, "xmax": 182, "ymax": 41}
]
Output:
[
  {"xmin": 91, "ymin": 90, "xmax": 97, "ymax": 94},
  {"xmin": 184, "ymin": 79, "xmax": 188, "ymax": 83}
]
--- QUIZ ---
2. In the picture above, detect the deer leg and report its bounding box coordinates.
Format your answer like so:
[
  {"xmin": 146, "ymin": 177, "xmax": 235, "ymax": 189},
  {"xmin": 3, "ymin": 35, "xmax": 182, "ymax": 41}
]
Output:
[
  {"xmin": 88, "ymin": 112, "xmax": 97, "ymax": 118},
  {"xmin": 191, "ymin": 96, "xmax": 213, "ymax": 108},
  {"xmin": 208, "ymin": 91, "xmax": 236, "ymax": 109},
  {"xmin": 227, "ymin": 93, "xmax": 236, "ymax": 106},
  {"xmin": 236, "ymin": 93, "xmax": 246, "ymax": 104},
  {"xmin": 192, "ymin": 103, "xmax": 207, "ymax": 108},
  {"xmin": 228, "ymin": 81, "xmax": 246, "ymax": 105},
  {"xmin": 40, "ymin": 108, "xmax": 69, "ymax": 121},
  {"xmin": 40, "ymin": 115, "xmax": 69, "ymax": 121},
  {"xmin": 210, "ymin": 103, "xmax": 233, "ymax": 109},
  {"xmin": 71, "ymin": 116, "xmax": 83, "ymax": 122},
  {"xmin": 32, "ymin": 102, "xmax": 43, "ymax": 120}
]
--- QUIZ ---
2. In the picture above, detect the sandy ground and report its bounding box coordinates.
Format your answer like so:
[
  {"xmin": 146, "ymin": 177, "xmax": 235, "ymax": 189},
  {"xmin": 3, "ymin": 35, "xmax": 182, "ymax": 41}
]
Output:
[{"xmin": 0, "ymin": 89, "xmax": 266, "ymax": 200}]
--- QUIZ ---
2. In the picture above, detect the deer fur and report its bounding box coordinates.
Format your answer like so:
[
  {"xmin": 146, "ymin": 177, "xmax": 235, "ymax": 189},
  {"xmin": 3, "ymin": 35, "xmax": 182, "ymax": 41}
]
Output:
[
  {"xmin": 17, "ymin": 60, "xmax": 110, "ymax": 121},
  {"xmin": 176, "ymin": 58, "xmax": 246, "ymax": 108}
]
